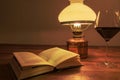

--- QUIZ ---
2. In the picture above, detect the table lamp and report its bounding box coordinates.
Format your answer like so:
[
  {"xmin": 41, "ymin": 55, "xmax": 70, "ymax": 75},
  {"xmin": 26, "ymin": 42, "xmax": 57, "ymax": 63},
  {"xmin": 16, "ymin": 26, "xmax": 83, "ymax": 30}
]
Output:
[{"xmin": 58, "ymin": 0, "xmax": 96, "ymax": 59}]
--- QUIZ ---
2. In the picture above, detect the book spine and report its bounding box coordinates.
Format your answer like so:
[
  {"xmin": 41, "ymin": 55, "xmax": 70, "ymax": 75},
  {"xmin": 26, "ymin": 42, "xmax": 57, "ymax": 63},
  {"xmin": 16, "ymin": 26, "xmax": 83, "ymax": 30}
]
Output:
[{"xmin": 9, "ymin": 57, "xmax": 22, "ymax": 79}]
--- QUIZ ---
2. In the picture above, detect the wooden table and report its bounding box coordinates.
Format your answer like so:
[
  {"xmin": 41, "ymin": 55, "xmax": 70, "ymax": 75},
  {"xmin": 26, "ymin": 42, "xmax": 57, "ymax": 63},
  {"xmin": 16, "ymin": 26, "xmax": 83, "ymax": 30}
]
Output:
[{"xmin": 0, "ymin": 45, "xmax": 120, "ymax": 80}]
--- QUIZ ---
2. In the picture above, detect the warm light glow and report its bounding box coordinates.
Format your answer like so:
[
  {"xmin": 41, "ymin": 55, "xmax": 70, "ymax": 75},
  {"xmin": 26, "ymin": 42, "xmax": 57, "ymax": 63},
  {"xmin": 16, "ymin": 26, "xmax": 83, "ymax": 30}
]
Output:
[
  {"xmin": 71, "ymin": 23, "xmax": 81, "ymax": 32},
  {"xmin": 71, "ymin": 23, "xmax": 89, "ymax": 32},
  {"xmin": 58, "ymin": 0, "xmax": 96, "ymax": 38},
  {"xmin": 74, "ymin": 23, "xmax": 81, "ymax": 27},
  {"xmin": 58, "ymin": 0, "xmax": 96, "ymax": 24}
]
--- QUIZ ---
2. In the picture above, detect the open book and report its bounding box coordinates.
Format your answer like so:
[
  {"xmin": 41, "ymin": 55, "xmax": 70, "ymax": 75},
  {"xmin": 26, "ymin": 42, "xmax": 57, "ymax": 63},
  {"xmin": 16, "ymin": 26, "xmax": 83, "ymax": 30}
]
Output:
[{"xmin": 9, "ymin": 47, "xmax": 81, "ymax": 80}]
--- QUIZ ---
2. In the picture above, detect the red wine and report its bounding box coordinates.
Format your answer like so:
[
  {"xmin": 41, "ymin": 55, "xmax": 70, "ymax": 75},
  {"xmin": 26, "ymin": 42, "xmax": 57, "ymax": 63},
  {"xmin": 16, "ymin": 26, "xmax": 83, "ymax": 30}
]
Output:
[{"xmin": 95, "ymin": 27, "xmax": 120, "ymax": 42}]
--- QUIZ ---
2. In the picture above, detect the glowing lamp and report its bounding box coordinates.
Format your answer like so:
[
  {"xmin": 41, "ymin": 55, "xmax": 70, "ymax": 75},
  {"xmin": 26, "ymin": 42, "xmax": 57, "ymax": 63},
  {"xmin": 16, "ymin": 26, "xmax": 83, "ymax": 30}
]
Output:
[{"xmin": 58, "ymin": 0, "xmax": 96, "ymax": 59}]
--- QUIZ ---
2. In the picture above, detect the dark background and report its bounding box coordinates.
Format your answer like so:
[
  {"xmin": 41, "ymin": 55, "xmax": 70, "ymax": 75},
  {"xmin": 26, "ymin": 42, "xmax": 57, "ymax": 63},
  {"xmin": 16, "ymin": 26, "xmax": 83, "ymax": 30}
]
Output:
[{"xmin": 0, "ymin": 0, "xmax": 120, "ymax": 46}]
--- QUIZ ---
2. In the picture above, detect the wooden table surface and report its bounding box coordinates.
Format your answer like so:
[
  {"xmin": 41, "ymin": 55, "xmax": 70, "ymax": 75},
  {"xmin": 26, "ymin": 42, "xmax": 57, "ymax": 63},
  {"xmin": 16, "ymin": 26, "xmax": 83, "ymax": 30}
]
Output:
[{"xmin": 0, "ymin": 45, "xmax": 120, "ymax": 80}]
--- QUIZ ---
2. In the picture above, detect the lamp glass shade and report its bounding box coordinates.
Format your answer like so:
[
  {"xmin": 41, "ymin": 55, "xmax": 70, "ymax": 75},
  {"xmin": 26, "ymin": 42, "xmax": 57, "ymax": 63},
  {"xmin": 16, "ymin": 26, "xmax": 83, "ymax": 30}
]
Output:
[{"xmin": 58, "ymin": 2, "xmax": 96, "ymax": 25}]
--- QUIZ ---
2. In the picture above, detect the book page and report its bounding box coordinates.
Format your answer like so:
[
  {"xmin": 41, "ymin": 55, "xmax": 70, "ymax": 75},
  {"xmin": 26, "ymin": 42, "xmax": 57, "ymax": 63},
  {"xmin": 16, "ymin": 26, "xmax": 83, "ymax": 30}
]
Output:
[
  {"xmin": 56, "ymin": 56, "xmax": 81, "ymax": 69},
  {"xmin": 13, "ymin": 52, "xmax": 53, "ymax": 68},
  {"xmin": 38, "ymin": 47, "xmax": 80, "ymax": 67}
]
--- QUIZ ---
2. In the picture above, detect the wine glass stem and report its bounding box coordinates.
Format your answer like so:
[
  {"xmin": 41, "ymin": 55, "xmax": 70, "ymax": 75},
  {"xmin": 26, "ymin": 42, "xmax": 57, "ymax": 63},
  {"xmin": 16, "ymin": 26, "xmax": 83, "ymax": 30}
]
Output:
[{"xmin": 105, "ymin": 41, "xmax": 109, "ymax": 65}]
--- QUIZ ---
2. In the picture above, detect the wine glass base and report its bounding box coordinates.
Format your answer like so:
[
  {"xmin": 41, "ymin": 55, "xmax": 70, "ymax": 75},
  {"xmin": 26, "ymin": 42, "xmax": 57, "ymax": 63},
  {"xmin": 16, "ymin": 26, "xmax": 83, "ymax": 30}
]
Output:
[{"xmin": 97, "ymin": 62, "xmax": 118, "ymax": 68}]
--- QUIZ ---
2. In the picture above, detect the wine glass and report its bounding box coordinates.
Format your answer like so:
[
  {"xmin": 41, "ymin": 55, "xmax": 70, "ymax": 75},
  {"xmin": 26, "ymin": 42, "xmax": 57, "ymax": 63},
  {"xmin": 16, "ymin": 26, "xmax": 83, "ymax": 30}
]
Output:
[{"xmin": 95, "ymin": 9, "xmax": 120, "ymax": 68}]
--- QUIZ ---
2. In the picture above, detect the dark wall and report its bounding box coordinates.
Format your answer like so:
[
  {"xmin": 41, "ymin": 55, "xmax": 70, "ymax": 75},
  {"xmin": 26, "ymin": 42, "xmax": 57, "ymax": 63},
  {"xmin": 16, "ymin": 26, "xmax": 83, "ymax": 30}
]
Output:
[{"xmin": 0, "ymin": 0, "xmax": 120, "ymax": 46}]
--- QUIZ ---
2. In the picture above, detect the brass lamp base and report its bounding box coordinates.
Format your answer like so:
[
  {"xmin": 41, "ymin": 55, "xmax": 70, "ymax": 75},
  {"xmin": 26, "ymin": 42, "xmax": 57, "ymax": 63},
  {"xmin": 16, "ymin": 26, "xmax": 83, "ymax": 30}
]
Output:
[{"xmin": 67, "ymin": 38, "xmax": 88, "ymax": 59}]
